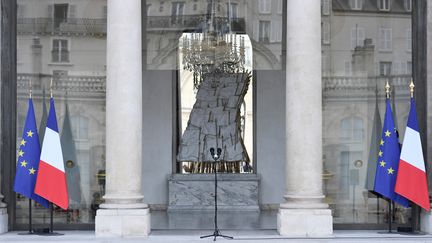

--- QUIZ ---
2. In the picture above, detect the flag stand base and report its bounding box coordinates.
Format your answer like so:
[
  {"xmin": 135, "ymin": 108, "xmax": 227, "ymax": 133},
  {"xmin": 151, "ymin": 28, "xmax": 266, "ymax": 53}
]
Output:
[
  {"xmin": 34, "ymin": 203, "xmax": 64, "ymax": 236},
  {"xmin": 17, "ymin": 231, "xmax": 35, "ymax": 235},
  {"xmin": 33, "ymin": 228, "xmax": 64, "ymax": 236}
]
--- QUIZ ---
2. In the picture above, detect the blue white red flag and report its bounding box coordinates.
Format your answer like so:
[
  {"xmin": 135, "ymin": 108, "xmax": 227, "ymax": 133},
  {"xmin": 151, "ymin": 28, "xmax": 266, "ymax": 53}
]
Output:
[{"xmin": 35, "ymin": 97, "xmax": 69, "ymax": 210}]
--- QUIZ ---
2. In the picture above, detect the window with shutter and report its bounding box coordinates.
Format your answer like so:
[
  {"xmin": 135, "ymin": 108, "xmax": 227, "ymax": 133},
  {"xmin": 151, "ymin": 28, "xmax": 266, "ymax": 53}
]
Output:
[
  {"xmin": 379, "ymin": 28, "xmax": 392, "ymax": 51},
  {"xmin": 259, "ymin": 21, "xmax": 270, "ymax": 43},
  {"xmin": 103, "ymin": 6, "xmax": 107, "ymax": 19},
  {"xmin": 270, "ymin": 21, "xmax": 277, "ymax": 43},
  {"xmin": 407, "ymin": 61, "xmax": 412, "ymax": 75},
  {"xmin": 323, "ymin": 0, "xmax": 330, "ymax": 15},
  {"xmin": 69, "ymin": 5, "xmax": 76, "ymax": 20},
  {"xmin": 406, "ymin": 28, "xmax": 412, "ymax": 52},
  {"xmin": 258, "ymin": 0, "xmax": 271, "ymax": 14},
  {"xmin": 404, "ymin": 0, "xmax": 412, "ymax": 11},
  {"xmin": 350, "ymin": 0, "xmax": 363, "ymax": 10},
  {"xmin": 379, "ymin": 62, "xmax": 392, "ymax": 76},
  {"xmin": 392, "ymin": 62, "xmax": 400, "ymax": 75},
  {"xmin": 323, "ymin": 21, "xmax": 330, "ymax": 44},
  {"xmin": 378, "ymin": 0, "xmax": 390, "ymax": 11},
  {"xmin": 17, "ymin": 4, "xmax": 25, "ymax": 18},
  {"xmin": 277, "ymin": 0, "xmax": 283, "ymax": 14},
  {"xmin": 350, "ymin": 27, "xmax": 364, "ymax": 49},
  {"xmin": 52, "ymin": 39, "xmax": 70, "ymax": 63}
]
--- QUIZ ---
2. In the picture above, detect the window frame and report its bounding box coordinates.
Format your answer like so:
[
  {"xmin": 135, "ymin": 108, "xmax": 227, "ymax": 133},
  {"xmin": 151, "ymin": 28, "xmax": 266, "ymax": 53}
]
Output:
[
  {"xmin": 378, "ymin": 27, "xmax": 392, "ymax": 52},
  {"xmin": 258, "ymin": 0, "xmax": 272, "ymax": 14},
  {"xmin": 350, "ymin": 0, "xmax": 363, "ymax": 10},
  {"xmin": 378, "ymin": 0, "xmax": 391, "ymax": 11},
  {"xmin": 51, "ymin": 38, "xmax": 70, "ymax": 63}
]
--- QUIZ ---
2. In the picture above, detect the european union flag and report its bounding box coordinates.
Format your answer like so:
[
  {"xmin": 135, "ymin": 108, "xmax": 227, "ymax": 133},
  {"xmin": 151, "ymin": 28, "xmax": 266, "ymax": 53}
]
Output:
[
  {"xmin": 13, "ymin": 98, "xmax": 49, "ymax": 208},
  {"xmin": 373, "ymin": 98, "xmax": 409, "ymax": 207}
]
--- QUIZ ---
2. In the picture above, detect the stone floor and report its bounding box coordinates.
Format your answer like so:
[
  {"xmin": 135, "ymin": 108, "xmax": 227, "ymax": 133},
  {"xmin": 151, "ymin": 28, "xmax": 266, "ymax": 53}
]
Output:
[
  {"xmin": 1, "ymin": 230, "xmax": 432, "ymax": 242},
  {"xmin": 2, "ymin": 210, "xmax": 432, "ymax": 242}
]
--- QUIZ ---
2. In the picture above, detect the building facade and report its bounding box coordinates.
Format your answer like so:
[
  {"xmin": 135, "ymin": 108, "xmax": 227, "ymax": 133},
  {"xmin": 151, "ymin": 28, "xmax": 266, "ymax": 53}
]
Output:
[{"xmin": 0, "ymin": 0, "xmax": 432, "ymax": 237}]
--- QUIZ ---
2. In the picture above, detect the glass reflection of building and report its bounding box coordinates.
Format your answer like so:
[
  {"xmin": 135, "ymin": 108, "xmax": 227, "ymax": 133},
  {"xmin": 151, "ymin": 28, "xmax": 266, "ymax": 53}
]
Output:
[{"xmin": 1, "ymin": 0, "xmax": 429, "ymax": 233}]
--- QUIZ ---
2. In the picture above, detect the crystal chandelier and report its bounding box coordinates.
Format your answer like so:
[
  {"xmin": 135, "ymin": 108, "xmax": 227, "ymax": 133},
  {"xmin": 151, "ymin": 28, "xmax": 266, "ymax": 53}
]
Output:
[{"xmin": 181, "ymin": 0, "xmax": 246, "ymax": 89}]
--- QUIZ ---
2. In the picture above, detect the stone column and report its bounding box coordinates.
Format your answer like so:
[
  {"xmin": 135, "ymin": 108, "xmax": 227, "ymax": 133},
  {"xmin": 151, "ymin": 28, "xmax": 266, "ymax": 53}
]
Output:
[
  {"xmin": 95, "ymin": 0, "xmax": 150, "ymax": 237},
  {"xmin": 277, "ymin": 0, "xmax": 333, "ymax": 236},
  {"xmin": 0, "ymin": 0, "xmax": 8, "ymax": 234},
  {"xmin": 420, "ymin": 0, "xmax": 432, "ymax": 233},
  {"xmin": 0, "ymin": 183, "xmax": 7, "ymax": 234}
]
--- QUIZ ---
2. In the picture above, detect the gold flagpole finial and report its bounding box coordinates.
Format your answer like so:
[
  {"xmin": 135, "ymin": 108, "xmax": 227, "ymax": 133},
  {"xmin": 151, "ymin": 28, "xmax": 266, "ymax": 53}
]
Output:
[
  {"xmin": 29, "ymin": 79, "xmax": 32, "ymax": 99},
  {"xmin": 385, "ymin": 81, "xmax": 390, "ymax": 99},
  {"xmin": 50, "ymin": 77, "xmax": 53, "ymax": 98},
  {"xmin": 409, "ymin": 78, "xmax": 415, "ymax": 98}
]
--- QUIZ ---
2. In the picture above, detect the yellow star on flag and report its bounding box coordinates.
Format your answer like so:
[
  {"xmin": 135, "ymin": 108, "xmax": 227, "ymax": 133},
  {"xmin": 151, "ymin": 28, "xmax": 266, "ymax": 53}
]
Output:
[
  {"xmin": 29, "ymin": 167, "xmax": 36, "ymax": 175},
  {"xmin": 378, "ymin": 150, "xmax": 383, "ymax": 157},
  {"xmin": 380, "ymin": 139, "xmax": 384, "ymax": 146},
  {"xmin": 20, "ymin": 160, "xmax": 27, "ymax": 167},
  {"xmin": 387, "ymin": 167, "xmax": 394, "ymax": 174},
  {"xmin": 18, "ymin": 150, "xmax": 24, "ymax": 157},
  {"xmin": 20, "ymin": 139, "xmax": 26, "ymax": 146},
  {"xmin": 385, "ymin": 130, "xmax": 391, "ymax": 137},
  {"xmin": 26, "ymin": 130, "xmax": 33, "ymax": 137},
  {"xmin": 380, "ymin": 160, "xmax": 386, "ymax": 167}
]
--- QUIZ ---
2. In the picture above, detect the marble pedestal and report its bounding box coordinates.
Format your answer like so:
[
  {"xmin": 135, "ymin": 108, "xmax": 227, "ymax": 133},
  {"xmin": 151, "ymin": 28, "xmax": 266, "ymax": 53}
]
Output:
[
  {"xmin": 0, "ymin": 208, "xmax": 8, "ymax": 234},
  {"xmin": 277, "ymin": 208, "xmax": 332, "ymax": 236},
  {"xmin": 95, "ymin": 208, "xmax": 150, "ymax": 237},
  {"xmin": 168, "ymin": 174, "xmax": 260, "ymax": 211}
]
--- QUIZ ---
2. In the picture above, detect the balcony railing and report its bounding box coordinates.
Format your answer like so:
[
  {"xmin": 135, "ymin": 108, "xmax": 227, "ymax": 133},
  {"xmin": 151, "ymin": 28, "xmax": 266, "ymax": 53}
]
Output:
[
  {"xmin": 147, "ymin": 15, "xmax": 245, "ymax": 32},
  {"xmin": 18, "ymin": 18, "xmax": 107, "ymax": 36},
  {"xmin": 17, "ymin": 74, "xmax": 106, "ymax": 94},
  {"xmin": 323, "ymin": 75, "xmax": 412, "ymax": 93},
  {"xmin": 18, "ymin": 15, "xmax": 245, "ymax": 35}
]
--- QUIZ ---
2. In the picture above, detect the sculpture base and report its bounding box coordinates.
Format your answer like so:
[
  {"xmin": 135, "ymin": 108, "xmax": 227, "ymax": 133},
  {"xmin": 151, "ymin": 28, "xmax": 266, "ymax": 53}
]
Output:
[
  {"xmin": 168, "ymin": 174, "xmax": 259, "ymax": 211},
  {"xmin": 277, "ymin": 208, "xmax": 332, "ymax": 236},
  {"xmin": 95, "ymin": 208, "xmax": 150, "ymax": 237},
  {"xmin": 0, "ymin": 208, "xmax": 7, "ymax": 234}
]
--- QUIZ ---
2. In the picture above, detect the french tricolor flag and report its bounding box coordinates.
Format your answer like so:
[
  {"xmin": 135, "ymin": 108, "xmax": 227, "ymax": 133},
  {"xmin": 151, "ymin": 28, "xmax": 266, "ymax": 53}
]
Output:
[
  {"xmin": 395, "ymin": 98, "xmax": 430, "ymax": 211},
  {"xmin": 35, "ymin": 97, "xmax": 69, "ymax": 210}
]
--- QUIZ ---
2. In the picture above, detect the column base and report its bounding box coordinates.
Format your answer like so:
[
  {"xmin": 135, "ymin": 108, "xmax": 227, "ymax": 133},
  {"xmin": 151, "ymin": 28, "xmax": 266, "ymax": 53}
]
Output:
[
  {"xmin": 0, "ymin": 208, "xmax": 8, "ymax": 234},
  {"xmin": 95, "ymin": 208, "xmax": 150, "ymax": 237},
  {"xmin": 277, "ymin": 208, "xmax": 333, "ymax": 236},
  {"xmin": 420, "ymin": 206, "xmax": 432, "ymax": 233}
]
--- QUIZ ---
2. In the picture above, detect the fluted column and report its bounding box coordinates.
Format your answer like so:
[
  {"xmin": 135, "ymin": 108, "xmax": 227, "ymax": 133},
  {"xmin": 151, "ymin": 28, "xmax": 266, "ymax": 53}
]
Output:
[
  {"xmin": 95, "ymin": 0, "xmax": 150, "ymax": 236},
  {"xmin": 277, "ymin": 0, "xmax": 332, "ymax": 236}
]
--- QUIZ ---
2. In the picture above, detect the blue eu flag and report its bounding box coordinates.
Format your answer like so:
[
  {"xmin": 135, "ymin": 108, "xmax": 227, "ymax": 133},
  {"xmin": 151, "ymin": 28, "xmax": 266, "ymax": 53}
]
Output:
[
  {"xmin": 13, "ymin": 98, "xmax": 49, "ymax": 208},
  {"xmin": 373, "ymin": 98, "xmax": 409, "ymax": 207}
]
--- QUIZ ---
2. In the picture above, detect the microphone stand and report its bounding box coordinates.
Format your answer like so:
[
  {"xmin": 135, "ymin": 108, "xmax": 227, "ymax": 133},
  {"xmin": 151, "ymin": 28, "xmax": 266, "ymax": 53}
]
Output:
[{"xmin": 200, "ymin": 148, "xmax": 233, "ymax": 241}]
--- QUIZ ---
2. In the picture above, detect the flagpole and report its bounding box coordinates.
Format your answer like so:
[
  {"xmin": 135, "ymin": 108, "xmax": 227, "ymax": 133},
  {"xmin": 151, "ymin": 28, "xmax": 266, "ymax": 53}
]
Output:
[
  {"xmin": 29, "ymin": 79, "xmax": 33, "ymax": 234},
  {"xmin": 388, "ymin": 200, "xmax": 392, "ymax": 233},
  {"xmin": 386, "ymin": 81, "xmax": 393, "ymax": 233},
  {"xmin": 50, "ymin": 203, "xmax": 53, "ymax": 233},
  {"xmin": 28, "ymin": 199, "xmax": 33, "ymax": 233},
  {"xmin": 27, "ymin": 80, "xmax": 34, "ymax": 234}
]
